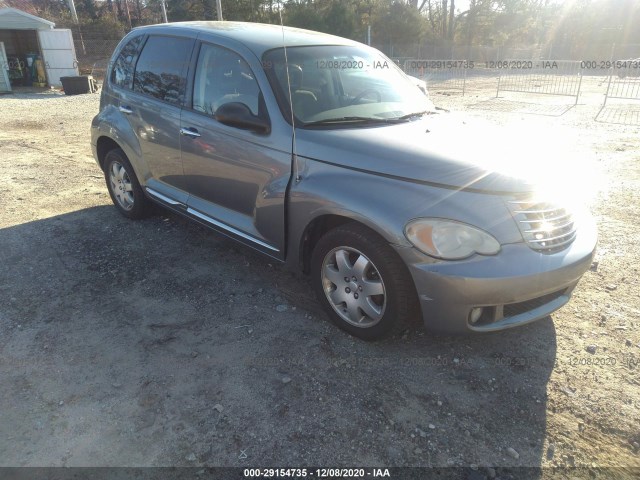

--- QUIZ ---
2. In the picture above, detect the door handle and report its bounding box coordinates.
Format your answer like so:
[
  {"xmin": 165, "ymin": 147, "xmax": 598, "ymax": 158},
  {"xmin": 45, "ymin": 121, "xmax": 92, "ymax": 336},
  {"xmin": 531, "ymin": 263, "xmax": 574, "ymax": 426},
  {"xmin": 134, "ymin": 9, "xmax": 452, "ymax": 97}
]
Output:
[
  {"xmin": 119, "ymin": 105, "xmax": 132, "ymax": 114},
  {"xmin": 180, "ymin": 127, "xmax": 201, "ymax": 138}
]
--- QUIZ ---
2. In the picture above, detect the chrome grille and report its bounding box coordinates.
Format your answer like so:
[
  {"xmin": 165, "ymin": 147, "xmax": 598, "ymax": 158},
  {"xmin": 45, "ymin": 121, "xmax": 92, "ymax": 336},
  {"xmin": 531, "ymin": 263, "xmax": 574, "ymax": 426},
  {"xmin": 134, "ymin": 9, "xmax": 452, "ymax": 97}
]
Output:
[{"xmin": 508, "ymin": 198, "xmax": 577, "ymax": 252}]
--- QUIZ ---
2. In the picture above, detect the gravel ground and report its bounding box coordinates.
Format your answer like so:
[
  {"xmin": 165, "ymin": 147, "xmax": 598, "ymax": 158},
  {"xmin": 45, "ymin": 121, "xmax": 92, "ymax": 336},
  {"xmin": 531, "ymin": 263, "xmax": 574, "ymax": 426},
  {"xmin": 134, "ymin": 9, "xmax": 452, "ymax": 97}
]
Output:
[{"xmin": 0, "ymin": 77, "xmax": 638, "ymax": 479}]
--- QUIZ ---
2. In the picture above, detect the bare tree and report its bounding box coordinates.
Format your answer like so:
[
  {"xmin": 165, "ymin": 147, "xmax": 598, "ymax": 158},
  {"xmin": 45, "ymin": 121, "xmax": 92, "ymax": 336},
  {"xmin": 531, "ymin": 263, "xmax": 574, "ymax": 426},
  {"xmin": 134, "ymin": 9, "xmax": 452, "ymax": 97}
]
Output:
[
  {"xmin": 442, "ymin": 0, "xmax": 447, "ymax": 39},
  {"xmin": 466, "ymin": 0, "xmax": 477, "ymax": 45},
  {"xmin": 448, "ymin": 0, "xmax": 454, "ymax": 41},
  {"xmin": 134, "ymin": 0, "xmax": 143, "ymax": 23}
]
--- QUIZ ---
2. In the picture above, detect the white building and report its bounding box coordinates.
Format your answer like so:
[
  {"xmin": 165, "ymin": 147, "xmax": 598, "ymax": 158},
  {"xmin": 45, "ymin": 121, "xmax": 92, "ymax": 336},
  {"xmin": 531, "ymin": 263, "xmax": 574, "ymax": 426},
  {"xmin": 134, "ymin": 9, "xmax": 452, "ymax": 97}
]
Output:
[{"xmin": 0, "ymin": 7, "xmax": 79, "ymax": 92}]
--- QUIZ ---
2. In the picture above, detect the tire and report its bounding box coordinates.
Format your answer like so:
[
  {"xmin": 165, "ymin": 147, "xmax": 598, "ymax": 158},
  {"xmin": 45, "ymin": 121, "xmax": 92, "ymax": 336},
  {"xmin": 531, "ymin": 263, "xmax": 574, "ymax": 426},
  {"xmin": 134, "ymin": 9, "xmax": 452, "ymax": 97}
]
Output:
[
  {"xmin": 310, "ymin": 223, "xmax": 419, "ymax": 340},
  {"xmin": 104, "ymin": 148, "xmax": 152, "ymax": 219}
]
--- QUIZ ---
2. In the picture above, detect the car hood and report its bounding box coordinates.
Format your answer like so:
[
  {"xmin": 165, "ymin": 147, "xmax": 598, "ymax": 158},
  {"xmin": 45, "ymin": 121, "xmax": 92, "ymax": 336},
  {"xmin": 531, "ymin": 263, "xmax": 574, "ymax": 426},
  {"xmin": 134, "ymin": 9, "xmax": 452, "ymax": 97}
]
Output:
[{"xmin": 295, "ymin": 113, "xmax": 569, "ymax": 195}]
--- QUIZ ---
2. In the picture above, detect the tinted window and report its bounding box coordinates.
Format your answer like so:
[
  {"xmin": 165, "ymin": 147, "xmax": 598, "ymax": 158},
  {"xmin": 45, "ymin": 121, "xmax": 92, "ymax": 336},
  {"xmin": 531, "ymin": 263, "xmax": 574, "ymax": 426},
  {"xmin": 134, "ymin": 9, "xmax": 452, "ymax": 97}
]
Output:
[
  {"xmin": 110, "ymin": 35, "xmax": 143, "ymax": 89},
  {"xmin": 193, "ymin": 43, "xmax": 261, "ymax": 117},
  {"xmin": 133, "ymin": 35, "xmax": 193, "ymax": 105}
]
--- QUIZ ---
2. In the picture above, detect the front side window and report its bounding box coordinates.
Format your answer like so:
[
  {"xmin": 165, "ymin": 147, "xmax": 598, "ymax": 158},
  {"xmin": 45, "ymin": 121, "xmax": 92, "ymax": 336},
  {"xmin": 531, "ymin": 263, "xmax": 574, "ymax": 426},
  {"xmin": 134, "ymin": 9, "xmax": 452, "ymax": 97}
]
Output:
[
  {"xmin": 192, "ymin": 43, "xmax": 262, "ymax": 117},
  {"xmin": 110, "ymin": 35, "xmax": 143, "ymax": 89},
  {"xmin": 133, "ymin": 35, "xmax": 193, "ymax": 105},
  {"xmin": 262, "ymin": 45, "xmax": 434, "ymax": 126}
]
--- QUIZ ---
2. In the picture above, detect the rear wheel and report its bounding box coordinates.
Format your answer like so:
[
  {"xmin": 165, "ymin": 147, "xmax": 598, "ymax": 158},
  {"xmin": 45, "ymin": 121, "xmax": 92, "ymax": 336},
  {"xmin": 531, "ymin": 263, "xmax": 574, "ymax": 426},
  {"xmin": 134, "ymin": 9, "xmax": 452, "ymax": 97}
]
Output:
[
  {"xmin": 104, "ymin": 148, "xmax": 152, "ymax": 219},
  {"xmin": 311, "ymin": 223, "xmax": 419, "ymax": 340}
]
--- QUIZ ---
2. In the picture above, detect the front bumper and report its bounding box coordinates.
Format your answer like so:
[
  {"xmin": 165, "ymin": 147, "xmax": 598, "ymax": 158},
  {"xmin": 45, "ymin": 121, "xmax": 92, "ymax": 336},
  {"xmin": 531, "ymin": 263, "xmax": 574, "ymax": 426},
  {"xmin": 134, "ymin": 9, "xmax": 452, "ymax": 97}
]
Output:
[{"xmin": 394, "ymin": 215, "xmax": 597, "ymax": 333}]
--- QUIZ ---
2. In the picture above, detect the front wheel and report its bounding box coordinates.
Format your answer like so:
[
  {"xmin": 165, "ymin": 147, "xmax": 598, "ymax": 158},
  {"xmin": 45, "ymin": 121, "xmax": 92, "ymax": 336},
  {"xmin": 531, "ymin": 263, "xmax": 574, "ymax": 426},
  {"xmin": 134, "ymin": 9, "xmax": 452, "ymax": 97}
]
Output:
[{"xmin": 310, "ymin": 223, "xmax": 419, "ymax": 340}]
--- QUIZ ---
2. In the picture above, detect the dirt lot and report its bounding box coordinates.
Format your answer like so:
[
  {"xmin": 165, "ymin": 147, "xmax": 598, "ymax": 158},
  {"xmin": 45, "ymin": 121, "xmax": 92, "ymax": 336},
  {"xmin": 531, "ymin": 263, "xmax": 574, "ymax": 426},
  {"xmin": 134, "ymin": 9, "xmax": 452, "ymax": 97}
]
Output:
[{"xmin": 0, "ymin": 76, "xmax": 639, "ymax": 479}]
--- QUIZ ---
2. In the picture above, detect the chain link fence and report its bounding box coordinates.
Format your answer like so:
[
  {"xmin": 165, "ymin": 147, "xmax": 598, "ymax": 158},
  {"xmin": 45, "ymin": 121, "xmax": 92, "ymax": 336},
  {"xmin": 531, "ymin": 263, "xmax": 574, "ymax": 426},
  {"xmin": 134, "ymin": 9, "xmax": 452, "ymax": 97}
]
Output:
[
  {"xmin": 374, "ymin": 41, "xmax": 637, "ymax": 65},
  {"xmin": 402, "ymin": 59, "xmax": 469, "ymax": 94},
  {"xmin": 66, "ymin": 25, "xmax": 639, "ymax": 84},
  {"xmin": 64, "ymin": 24, "xmax": 124, "ymax": 80},
  {"xmin": 374, "ymin": 43, "xmax": 557, "ymax": 62},
  {"xmin": 75, "ymin": 39, "xmax": 120, "ymax": 79},
  {"xmin": 42, "ymin": 26, "xmax": 640, "ymax": 123}
]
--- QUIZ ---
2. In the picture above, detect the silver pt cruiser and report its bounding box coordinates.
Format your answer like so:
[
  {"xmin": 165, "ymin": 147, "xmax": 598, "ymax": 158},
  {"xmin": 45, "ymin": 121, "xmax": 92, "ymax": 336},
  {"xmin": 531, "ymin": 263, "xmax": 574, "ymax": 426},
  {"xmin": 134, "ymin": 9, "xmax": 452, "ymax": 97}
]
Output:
[{"xmin": 91, "ymin": 22, "xmax": 597, "ymax": 339}]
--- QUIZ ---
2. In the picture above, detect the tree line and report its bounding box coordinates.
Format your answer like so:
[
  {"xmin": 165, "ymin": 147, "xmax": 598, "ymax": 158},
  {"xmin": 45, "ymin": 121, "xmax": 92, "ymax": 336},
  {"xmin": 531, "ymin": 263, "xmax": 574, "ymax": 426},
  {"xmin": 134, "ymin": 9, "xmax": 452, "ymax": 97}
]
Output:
[{"xmin": 8, "ymin": 0, "xmax": 640, "ymax": 57}]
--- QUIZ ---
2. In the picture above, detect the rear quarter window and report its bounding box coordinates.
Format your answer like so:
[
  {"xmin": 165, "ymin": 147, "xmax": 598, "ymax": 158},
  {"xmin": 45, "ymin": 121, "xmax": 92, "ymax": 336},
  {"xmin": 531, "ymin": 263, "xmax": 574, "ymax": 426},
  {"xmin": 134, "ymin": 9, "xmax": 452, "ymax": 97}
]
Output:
[
  {"xmin": 133, "ymin": 35, "xmax": 194, "ymax": 106},
  {"xmin": 110, "ymin": 35, "xmax": 144, "ymax": 89}
]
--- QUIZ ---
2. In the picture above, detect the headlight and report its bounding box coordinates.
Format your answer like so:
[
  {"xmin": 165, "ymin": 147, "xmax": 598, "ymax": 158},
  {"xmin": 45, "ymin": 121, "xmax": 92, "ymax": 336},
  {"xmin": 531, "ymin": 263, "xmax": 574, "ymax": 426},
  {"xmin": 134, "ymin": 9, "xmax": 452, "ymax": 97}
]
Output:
[{"xmin": 404, "ymin": 219, "xmax": 501, "ymax": 260}]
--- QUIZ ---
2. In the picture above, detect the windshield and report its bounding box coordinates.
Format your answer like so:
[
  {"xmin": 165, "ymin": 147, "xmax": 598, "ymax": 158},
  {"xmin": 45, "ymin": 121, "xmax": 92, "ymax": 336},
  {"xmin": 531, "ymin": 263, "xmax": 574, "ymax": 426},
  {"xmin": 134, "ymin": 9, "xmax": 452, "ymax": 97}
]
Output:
[{"xmin": 262, "ymin": 45, "xmax": 434, "ymax": 126}]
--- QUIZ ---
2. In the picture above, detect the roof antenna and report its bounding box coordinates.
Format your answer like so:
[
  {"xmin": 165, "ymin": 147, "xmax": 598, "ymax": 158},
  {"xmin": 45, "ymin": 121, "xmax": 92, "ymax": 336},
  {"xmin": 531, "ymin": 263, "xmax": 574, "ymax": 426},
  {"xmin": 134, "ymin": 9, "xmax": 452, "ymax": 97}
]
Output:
[{"xmin": 278, "ymin": 7, "xmax": 300, "ymax": 182}]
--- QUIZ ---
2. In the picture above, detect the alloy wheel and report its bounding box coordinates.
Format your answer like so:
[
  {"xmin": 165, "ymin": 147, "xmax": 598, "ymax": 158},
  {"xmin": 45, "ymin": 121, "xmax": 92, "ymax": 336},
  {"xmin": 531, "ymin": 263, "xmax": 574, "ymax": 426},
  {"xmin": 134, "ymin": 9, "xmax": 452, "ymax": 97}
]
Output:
[
  {"xmin": 321, "ymin": 246, "xmax": 386, "ymax": 328},
  {"xmin": 109, "ymin": 161, "xmax": 134, "ymax": 211}
]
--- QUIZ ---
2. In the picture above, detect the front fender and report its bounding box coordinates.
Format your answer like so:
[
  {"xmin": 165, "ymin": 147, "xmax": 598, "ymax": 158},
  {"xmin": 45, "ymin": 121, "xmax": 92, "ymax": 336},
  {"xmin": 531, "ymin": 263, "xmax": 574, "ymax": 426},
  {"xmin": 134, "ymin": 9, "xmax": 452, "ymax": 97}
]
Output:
[{"xmin": 286, "ymin": 158, "xmax": 521, "ymax": 270}]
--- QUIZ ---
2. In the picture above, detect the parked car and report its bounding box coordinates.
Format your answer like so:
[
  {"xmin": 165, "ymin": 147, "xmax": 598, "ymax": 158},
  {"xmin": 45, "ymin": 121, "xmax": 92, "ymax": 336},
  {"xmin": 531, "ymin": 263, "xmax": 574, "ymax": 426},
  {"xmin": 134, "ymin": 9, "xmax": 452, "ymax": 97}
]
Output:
[
  {"xmin": 91, "ymin": 22, "xmax": 597, "ymax": 339},
  {"xmin": 406, "ymin": 74, "xmax": 430, "ymax": 98}
]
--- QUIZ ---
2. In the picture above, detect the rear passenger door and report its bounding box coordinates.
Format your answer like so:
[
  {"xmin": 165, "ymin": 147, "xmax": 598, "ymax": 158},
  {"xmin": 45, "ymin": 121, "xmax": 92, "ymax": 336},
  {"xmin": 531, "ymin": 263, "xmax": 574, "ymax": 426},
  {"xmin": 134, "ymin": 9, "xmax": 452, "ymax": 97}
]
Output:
[
  {"xmin": 180, "ymin": 42, "xmax": 291, "ymax": 258},
  {"xmin": 121, "ymin": 34, "xmax": 194, "ymax": 205}
]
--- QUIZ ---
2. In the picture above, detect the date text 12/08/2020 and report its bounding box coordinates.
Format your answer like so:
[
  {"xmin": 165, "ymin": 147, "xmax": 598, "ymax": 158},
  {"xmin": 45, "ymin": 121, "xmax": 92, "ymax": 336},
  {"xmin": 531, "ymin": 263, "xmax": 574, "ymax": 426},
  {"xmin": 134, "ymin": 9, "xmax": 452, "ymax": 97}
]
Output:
[
  {"xmin": 406, "ymin": 60, "xmax": 561, "ymax": 69},
  {"xmin": 259, "ymin": 60, "xmax": 391, "ymax": 70}
]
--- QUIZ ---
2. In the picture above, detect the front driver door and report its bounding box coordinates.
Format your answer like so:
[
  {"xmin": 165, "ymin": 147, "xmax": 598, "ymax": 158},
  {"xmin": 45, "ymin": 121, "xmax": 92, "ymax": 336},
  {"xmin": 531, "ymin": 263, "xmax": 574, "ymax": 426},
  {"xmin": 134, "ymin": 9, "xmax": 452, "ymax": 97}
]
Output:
[{"xmin": 180, "ymin": 42, "xmax": 291, "ymax": 258}]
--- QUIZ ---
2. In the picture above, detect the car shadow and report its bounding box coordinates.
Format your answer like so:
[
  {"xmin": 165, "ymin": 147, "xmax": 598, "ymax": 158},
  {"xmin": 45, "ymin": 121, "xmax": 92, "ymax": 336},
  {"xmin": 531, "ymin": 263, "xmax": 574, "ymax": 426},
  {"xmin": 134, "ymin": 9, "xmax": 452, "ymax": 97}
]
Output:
[{"xmin": 0, "ymin": 206, "xmax": 554, "ymax": 475}]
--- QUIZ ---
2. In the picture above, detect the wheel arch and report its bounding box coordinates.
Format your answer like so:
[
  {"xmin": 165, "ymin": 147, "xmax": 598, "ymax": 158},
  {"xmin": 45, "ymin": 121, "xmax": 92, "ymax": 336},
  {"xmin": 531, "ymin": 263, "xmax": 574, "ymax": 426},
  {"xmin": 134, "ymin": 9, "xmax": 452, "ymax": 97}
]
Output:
[
  {"xmin": 298, "ymin": 213, "xmax": 394, "ymax": 275},
  {"xmin": 95, "ymin": 133, "xmax": 147, "ymax": 190},
  {"xmin": 307, "ymin": 216, "xmax": 422, "ymax": 339},
  {"xmin": 96, "ymin": 136, "xmax": 123, "ymax": 171},
  {"xmin": 92, "ymin": 103, "xmax": 145, "ymax": 178}
]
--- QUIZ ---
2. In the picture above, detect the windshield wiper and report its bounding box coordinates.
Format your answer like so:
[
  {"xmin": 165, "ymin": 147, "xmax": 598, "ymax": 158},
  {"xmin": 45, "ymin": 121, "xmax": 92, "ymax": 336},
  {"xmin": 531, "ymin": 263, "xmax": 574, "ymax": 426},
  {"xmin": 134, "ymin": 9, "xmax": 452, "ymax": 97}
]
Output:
[
  {"xmin": 393, "ymin": 110, "xmax": 434, "ymax": 120},
  {"xmin": 303, "ymin": 116, "xmax": 400, "ymax": 126}
]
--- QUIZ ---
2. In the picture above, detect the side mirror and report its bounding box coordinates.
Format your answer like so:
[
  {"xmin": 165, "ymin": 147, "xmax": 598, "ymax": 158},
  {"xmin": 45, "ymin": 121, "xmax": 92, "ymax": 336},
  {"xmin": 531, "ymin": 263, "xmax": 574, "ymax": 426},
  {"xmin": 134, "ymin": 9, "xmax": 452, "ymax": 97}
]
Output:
[{"xmin": 214, "ymin": 102, "xmax": 270, "ymax": 134}]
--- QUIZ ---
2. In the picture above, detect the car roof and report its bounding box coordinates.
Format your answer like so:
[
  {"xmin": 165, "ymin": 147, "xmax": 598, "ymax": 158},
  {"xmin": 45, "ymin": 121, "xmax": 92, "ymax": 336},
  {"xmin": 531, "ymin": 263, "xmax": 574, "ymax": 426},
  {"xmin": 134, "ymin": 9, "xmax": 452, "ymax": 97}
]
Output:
[{"xmin": 136, "ymin": 21, "xmax": 363, "ymax": 56}]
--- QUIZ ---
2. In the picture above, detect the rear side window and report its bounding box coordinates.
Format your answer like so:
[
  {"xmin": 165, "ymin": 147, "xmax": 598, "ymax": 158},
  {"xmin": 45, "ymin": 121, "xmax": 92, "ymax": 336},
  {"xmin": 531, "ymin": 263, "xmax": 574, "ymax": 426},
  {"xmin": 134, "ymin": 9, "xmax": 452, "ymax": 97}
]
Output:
[
  {"xmin": 133, "ymin": 35, "xmax": 194, "ymax": 105},
  {"xmin": 110, "ymin": 35, "xmax": 143, "ymax": 89}
]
